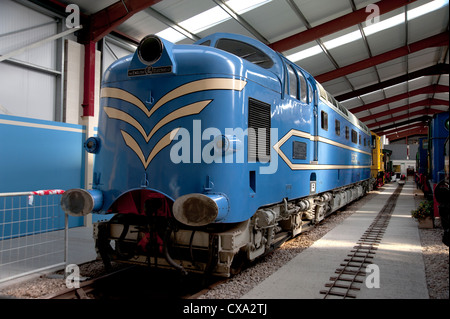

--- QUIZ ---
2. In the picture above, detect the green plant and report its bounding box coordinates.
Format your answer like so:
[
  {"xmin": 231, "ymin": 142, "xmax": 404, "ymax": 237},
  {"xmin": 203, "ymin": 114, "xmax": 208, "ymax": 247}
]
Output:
[{"xmin": 411, "ymin": 200, "xmax": 433, "ymax": 220}]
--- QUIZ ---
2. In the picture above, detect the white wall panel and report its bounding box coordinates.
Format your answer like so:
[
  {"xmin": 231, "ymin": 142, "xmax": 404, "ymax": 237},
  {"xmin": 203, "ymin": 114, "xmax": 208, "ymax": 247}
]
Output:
[
  {"xmin": 102, "ymin": 37, "xmax": 135, "ymax": 76},
  {"xmin": 0, "ymin": 63, "xmax": 55, "ymax": 120},
  {"xmin": 0, "ymin": 0, "xmax": 59, "ymax": 121},
  {"xmin": 0, "ymin": 0, "xmax": 57, "ymax": 69}
]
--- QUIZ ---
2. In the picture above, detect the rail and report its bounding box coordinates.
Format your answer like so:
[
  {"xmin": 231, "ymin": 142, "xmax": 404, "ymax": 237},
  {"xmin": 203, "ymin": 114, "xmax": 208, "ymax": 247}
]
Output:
[{"xmin": 320, "ymin": 183, "xmax": 403, "ymax": 298}]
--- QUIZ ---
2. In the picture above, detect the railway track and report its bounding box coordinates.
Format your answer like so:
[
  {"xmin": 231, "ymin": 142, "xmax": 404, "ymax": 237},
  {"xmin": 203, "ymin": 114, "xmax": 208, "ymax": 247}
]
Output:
[
  {"xmin": 39, "ymin": 264, "xmax": 225, "ymax": 299},
  {"xmin": 39, "ymin": 265, "xmax": 137, "ymax": 299},
  {"xmin": 36, "ymin": 188, "xmax": 383, "ymax": 300},
  {"xmin": 320, "ymin": 183, "xmax": 404, "ymax": 299}
]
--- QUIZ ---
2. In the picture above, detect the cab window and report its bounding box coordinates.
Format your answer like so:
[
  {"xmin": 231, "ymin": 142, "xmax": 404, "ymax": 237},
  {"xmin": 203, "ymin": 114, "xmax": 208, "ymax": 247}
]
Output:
[
  {"xmin": 215, "ymin": 38, "xmax": 274, "ymax": 69},
  {"xmin": 296, "ymin": 70, "xmax": 307, "ymax": 103},
  {"xmin": 287, "ymin": 65, "xmax": 297, "ymax": 99}
]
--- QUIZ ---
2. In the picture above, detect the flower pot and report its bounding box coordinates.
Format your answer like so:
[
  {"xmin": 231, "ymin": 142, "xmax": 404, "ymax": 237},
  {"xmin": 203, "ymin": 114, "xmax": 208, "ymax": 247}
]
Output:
[{"xmin": 418, "ymin": 216, "xmax": 434, "ymax": 229}]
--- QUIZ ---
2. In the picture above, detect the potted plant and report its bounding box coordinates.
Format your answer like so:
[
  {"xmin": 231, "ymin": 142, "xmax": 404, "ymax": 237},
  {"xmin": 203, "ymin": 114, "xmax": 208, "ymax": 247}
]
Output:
[{"xmin": 411, "ymin": 200, "xmax": 434, "ymax": 229}]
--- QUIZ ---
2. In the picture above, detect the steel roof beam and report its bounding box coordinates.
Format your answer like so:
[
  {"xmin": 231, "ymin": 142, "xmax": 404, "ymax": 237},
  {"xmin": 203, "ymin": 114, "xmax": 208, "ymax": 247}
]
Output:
[
  {"xmin": 387, "ymin": 127, "xmax": 428, "ymax": 141},
  {"xmin": 359, "ymin": 98, "xmax": 448, "ymax": 122},
  {"xmin": 372, "ymin": 115, "xmax": 431, "ymax": 133},
  {"xmin": 213, "ymin": 0, "xmax": 269, "ymax": 45},
  {"xmin": 367, "ymin": 108, "xmax": 442, "ymax": 128},
  {"xmin": 315, "ymin": 32, "xmax": 449, "ymax": 83},
  {"xmin": 349, "ymin": 85, "xmax": 448, "ymax": 114},
  {"xmin": 270, "ymin": 0, "xmax": 416, "ymax": 52},
  {"xmin": 82, "ymin": 0, "xmax": 163, "ymax": 43},
  {"xmin": 144, "ymin": 7, "xmax": 200, "ymax": 42},
  {"xmin": 286, "ymin": 0, "xmax": 356, "ymax": 93},
  {"xmin": 336, "ymin": 63, "xmax": 449, "ymax": 101},
  {"xmin": 378, "ymin": 122, "xmax": 427, "ymax": 136}
]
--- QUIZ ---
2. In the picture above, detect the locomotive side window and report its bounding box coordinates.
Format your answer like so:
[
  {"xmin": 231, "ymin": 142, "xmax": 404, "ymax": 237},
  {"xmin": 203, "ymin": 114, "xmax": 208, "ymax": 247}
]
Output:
[
  {"xmin": 215, "ymin": 39, "xmax": 274, "ymax": 69},
  {"xmin": 321, "ymin": 111, "xmax": 328, "ymax": 131},
  {"xmin": 345, "ymin": 126, "xmax": 349, "ymax": 140},
  {"xmin": 317, "ymin": 82, "xmax": 327, "ymax": 101},
  {"xmin": 335, "ymin": 119, "xmax": 340, "ymax": 136},
  {"xmin": 351, "ymin": 129, "xmax": 358, "ymax": 144},
  {"xmin": 308, "ymin": 83, "xmax": 313, "ymax": 104},
  {"xmin": 297, "ymin": 70, "xmax": 307, "ymax": 103},
  {"xmin": 287, "ymin": 65, "xmax": 298, "ymax": 99}
]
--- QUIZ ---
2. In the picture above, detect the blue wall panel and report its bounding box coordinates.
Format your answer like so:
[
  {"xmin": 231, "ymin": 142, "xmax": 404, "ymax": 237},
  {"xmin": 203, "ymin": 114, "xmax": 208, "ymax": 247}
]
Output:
[{"xmin": 0, "ymin": 114, "xmax": 86, "ymax": 235}]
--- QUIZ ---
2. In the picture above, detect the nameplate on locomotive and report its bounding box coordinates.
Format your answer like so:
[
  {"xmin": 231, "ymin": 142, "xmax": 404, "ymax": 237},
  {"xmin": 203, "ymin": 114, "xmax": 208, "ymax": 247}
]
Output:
[{"xmin": 128, "ymin": 66, "xmax": 172, "ymax": 77}]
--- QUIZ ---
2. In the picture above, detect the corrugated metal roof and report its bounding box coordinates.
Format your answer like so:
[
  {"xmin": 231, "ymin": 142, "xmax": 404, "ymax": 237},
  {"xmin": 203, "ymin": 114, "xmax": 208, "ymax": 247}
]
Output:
[{"xmin": 57, "ymin": 0, "xmax": 449, "ymax": 142}]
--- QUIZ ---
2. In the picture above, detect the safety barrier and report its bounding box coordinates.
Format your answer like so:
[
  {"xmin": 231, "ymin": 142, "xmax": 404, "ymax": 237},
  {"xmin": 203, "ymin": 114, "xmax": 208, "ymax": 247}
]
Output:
[{"xmin": 0, "ymin": 190, "xmax": 67, "ymax": 284}]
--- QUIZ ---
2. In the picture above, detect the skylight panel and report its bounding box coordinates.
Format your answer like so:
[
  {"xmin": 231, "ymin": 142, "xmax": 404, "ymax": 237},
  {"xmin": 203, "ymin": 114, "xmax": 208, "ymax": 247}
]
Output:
[
  {"xmin": 407, "ymin": 0, "xmax": 449, "ymax": 19},
  {"xmin": 156, "ymin": 27, "xmax": 187, "ymax": 43},
  {"xmin": 324, "ymin": 30, "xmax": 362, "ymax": 50},
  {"xmin": 227, "ymin": 0, "xmax": 272, "ymax": 14},
  {"xmin": 179, "ymin": 6, "xmax": 229, "ymax": 34},
  {"xmin": 365, "ymin": 15, "xmax": 403, "ymax": 36},
  {"xmin": 286, "ymin": 45, "xmax": 322, "ymax": 62},
  {"xmin": 155, "ymin": 0, "xmax": 271, "ymax": 43},
  {"xmin": 287, "ymin": 0, "xmax": 449, "ymax": 62}
]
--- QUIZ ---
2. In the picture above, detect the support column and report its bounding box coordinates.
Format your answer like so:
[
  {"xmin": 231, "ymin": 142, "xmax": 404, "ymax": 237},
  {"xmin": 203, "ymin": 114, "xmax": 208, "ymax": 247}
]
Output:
[{"xmin": 82, "ymin": 41, "xmax": 96, "ymax": 117}]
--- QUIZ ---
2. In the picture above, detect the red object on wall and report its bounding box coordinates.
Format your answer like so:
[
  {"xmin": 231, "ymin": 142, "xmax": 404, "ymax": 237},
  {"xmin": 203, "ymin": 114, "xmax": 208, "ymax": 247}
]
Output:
[{"xmin": 82, "ymin": 41, "xmax": 96, "ymax": 117}]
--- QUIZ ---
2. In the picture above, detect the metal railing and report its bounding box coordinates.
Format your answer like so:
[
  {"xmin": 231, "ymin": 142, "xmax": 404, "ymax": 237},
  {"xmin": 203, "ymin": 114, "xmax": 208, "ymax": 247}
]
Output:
[{"xmin": 0, "ymin": 189, "xmax": 67, "ymax": 284}]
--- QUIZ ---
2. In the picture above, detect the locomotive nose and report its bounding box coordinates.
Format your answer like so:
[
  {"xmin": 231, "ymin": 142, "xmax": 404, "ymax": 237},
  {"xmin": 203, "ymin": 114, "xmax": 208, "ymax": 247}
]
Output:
[
  {"xmin": 61, "ymin": 189, "xmax": 103, "ymax": 216},
  {"xmin": 173, "ymin": 193, "xmax": 229, "ymax": 226}
]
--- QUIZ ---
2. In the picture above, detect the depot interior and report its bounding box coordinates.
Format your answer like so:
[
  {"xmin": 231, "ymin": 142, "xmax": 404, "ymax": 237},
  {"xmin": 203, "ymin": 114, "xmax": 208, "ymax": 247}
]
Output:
[{"xmin": 0, "ymin": 0, "xmax": 448, "ymax": 262}]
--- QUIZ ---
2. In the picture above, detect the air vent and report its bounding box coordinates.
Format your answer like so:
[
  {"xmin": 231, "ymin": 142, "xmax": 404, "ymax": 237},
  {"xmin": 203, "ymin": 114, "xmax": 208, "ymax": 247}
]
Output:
[{"xmin": 248, "ymin": 98, "xmax": 271, "ymax": 162}]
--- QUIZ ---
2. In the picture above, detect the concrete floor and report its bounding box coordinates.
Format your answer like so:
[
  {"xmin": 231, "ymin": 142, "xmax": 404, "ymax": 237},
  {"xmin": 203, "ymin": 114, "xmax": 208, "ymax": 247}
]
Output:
[{"xmin": 243, "ymin": 179, "xmax": 429, "ymax": 299}]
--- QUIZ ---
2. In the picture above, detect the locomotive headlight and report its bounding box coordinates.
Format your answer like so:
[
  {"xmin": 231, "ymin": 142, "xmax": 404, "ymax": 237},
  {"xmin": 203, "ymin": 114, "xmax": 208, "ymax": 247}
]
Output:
[
  {"xmin": 173, "ymin": 193, "xmax": 229, "ymax": 226},
  {"xmin": 61, "ymin": 189, "xmax": 103, "ymax": 216},
  {"xmin": 138, "ymin": 35, "xmax": 163, "ymax": 65},
  {"xmin": 84, "ymin": 137, "xmax": 100, "ymax": 153}
]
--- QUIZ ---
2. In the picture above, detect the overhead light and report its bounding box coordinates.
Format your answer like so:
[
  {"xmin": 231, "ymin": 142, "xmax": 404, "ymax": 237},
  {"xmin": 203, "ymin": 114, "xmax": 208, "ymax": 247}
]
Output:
[
  {"xmin": 287, "ymin": 0, "xmax": 449, "ymax": 63},
  {"xmin": 156, "ymin": 0, "xmax": 271, "ymax": 43}
]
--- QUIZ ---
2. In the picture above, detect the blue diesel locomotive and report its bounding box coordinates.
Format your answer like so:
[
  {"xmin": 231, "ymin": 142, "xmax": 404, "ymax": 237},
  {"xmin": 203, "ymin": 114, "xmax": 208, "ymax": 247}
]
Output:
[{"xmin": 62, "ymin": 33, "xmax": 373, "ymax": 276}]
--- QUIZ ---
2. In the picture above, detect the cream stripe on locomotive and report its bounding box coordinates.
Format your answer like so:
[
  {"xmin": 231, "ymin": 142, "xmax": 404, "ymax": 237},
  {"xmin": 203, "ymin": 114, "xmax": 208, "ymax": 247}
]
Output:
[
  {"xmin": 103, "ymin": 100, "xmax": 211, "ymax": 142},
  {"xmin": 100, "ymin": 78, "xmax": 247, "ymax": 169},
  {"xmin": 274, "ymin": 129, "xmax": 371, "ymax": 170},
  {"xmin": 120, "ymin": 129, "xmax": 180, "ymax": 169},
  {"xmin": 148, "ymin": 78, "xmax": 247, "ymax": 117},
  {"xmin": 101, "ymin": 78, "xmax": 247, "ymax": 118}
]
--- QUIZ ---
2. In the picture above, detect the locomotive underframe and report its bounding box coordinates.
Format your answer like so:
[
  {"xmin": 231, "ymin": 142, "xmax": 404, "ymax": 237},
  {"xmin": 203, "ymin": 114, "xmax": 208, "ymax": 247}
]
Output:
[{"xmin": 93, "ymin": 179, "xmax": 370, "ymax": 277}]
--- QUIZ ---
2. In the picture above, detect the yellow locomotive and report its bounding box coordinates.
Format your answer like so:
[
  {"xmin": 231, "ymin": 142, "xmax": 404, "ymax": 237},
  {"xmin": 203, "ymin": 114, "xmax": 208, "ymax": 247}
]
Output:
[{"xmin": 371, "ymin": 132, "xmax": 384, "ymax": 189}]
